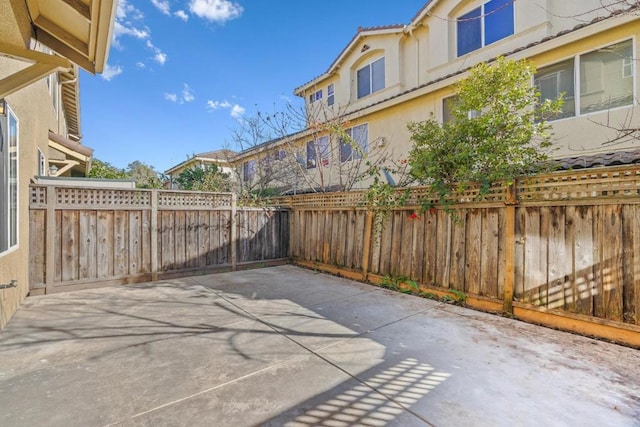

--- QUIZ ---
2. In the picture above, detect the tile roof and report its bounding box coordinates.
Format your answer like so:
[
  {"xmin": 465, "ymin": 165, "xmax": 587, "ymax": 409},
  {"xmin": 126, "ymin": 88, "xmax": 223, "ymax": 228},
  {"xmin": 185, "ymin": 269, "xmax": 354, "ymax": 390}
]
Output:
[{"xmin": 557, "ymin": 149, "xmax": 640, "ymax": 170}]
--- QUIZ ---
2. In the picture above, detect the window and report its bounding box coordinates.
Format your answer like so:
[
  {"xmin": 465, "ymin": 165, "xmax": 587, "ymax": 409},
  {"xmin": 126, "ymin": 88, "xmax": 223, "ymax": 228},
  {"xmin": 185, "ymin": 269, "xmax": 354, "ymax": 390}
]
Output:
[
  {"xmin": 442, "ymin": 95, "xmax": 459, "ymax": 124},
  {"xmin": 274, "ymin": 149, "xmax": 286, "ymax": 161},
  {"xmin": 535, "ymin": 59, "xmax": 576, "ymax": 119},
  {"xmin": 309, "ymin": 90, "xmax": 322, "ymax": 103},
  {"xmin": 340, "ymin": 124, "xmax": 368, "ymax": 162},
  {"xmin": 457, "ymin": 0, "xmax": 514, "ymax": 57},
  {"xmin": 243, "ymin": 160, "xmax": 255, "ymax": 182},
  {"xmin": 536, "ymin": 40, "xmax": 634, "ymax": 120},
  {"xmin": 0, "ymin": 105, "xmax": 19, "ymax": 254},
  {"xmin": 357, "ymin": 57, "xmax": 385, "ymax": 99},
  {"xmin": 306, "ymin": 140, "xmax": 316, "ymax": 169},
  {"xmin": 580, "ymin": 40, "xmax": 634, "ymax": 114},
  {"xmin": 327, "ymin": 84, "xmax": 335, "ymax": 106},
  {"xmin": 38, "ymin": 148, "xmax": 46, "ymax": 176}
]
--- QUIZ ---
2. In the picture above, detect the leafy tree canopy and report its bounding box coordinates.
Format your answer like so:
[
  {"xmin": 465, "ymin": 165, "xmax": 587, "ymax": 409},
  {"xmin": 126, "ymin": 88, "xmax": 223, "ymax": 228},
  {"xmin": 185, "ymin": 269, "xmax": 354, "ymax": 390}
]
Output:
[
  {"xmin": 408, "ymin": 57, "xmax": 562, "ymax": 207},
  {"xmin": 175, "ymin": 164, "xmax": 232, "ymax": 192},
  {"xmin": 88, "ymin": 159, "xmax": 128, "ymax": 180}
]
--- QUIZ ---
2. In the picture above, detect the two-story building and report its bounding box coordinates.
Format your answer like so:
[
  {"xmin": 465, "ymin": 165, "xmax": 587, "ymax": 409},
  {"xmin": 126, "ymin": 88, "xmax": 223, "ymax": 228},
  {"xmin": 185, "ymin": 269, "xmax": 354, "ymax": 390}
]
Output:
[
  {"xmin": 232, "ymin": 0, "xmax": 640, "ymax": 194},
  {"xmin": 0, "ymin": 0, "xmax": 117, "ymax": 328}
]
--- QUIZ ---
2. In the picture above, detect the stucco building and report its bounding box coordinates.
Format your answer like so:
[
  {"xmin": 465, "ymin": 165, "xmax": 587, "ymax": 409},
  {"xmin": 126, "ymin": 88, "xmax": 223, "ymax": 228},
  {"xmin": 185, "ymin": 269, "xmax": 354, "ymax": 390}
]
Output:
[
  {"xmin": 0, "ymin": 0, "xmax": 117, "ymax": 328},
  {"xmin": 232, "ymin": 0, "xmax": 640, "ymax": 194}
]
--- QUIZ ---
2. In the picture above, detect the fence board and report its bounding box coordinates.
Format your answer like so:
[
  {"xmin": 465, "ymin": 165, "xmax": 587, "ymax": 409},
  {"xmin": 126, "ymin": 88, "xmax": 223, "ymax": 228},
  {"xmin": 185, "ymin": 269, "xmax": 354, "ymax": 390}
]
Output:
[
  {"xmin": 423, "ymin": 211, "xmax": 438, "ymax": 285},
  {"xmin": 602, "ymin": 205, "xmax": 624, "ymax": 321},
  {"xmin": 186, "ymin": 211, "xmax": 199, "ymax": 269},
  {"xmin": 465, "ymin": 210, "xmax": 482, "ymax": 294},
  {"xmin": 128, "ymin": 211, "xmax": 141, "ymax": 275},
  {"xmin": 481, "ymin": 209, "xmax": 499, "ymax": 299},
  {"xmin": 175, "ymin": 211, "xmax": 187, "ymax": 269},
  {"xmin": 547, "ymin": 207, "xmax": 566, "ymax": 310},
  {"xmin": 29, "ymin": 210, "xmax": 46, "ymax": 287},
  {"xmin": 113, "ymin": 210, "xmax": 128, "ymax": 277},
  {"xmin": 141, "ymin": 210, "xmax": 151, "ymax": 273},
  {"xmin": 435, "ymin": 210, "xmax": 451, "ymax": 288},
  {"xmin": 451, "ymin": 212, "xmax": 468, "ymax": 292},
  {"xmin": 574, "ymin": 206, "xmax": 595, "ymax": 316},
  {"xmin": 79, "ymin": 211, "xmax": 97, "ymax": 280},
  {"xmin": 411, "ymin": 215, "xmax": 425, "ymax": 283},
  {"xmin": 623, "ymin": 206, "xmax": 640, "ymax": 324},
  {"xmin": 61, "ymin": 210, "xmax": 79, "ymax": 282}
]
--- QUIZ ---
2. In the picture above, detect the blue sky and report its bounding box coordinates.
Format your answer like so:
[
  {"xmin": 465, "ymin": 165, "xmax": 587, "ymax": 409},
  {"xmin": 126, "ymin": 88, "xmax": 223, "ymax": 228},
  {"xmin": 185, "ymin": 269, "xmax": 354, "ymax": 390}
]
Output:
[{"xmin": 80, "ymin": 0, "xmax": 427, "ymax": 173}]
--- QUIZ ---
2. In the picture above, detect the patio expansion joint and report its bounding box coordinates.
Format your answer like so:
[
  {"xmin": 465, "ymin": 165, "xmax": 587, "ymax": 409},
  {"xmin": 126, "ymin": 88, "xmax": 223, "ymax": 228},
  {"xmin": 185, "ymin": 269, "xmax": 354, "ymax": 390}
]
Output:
[{"xmin": 195, "ymin": 276, "xmax": 442, "ymax": 426}]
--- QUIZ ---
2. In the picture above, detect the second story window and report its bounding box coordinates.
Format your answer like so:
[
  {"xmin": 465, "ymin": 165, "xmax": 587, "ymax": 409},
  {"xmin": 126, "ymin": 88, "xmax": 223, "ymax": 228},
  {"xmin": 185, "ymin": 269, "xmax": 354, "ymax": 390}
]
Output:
[
  {"xmin": 535, "ymin": 39, "xmax": 634, "ymax": 120},
  {"xmin": 357, "ymin": 57, "xmax": 385, "ymax": 99},
  {"xmin": 457, "ymin": 0, "xmax": 514, "ymax": 57},
  {"xmin": 327, "ymin": 84, "xmax": 335, "ymax": 106},
  {"xmin": 309, "ymin": 90, "xmax": 322, "ymax": 103}
]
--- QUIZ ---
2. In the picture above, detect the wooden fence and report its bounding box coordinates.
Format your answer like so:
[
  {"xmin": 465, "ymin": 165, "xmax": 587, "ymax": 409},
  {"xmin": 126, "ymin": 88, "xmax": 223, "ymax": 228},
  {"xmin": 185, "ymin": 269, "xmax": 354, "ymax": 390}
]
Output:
[
  {"xmin": 284, "ymin": 165, "xmax": 640, "ymax": 347},
  {"xmin": 29, "ymin": 185, "xmax": 289, "ymax": 294}
]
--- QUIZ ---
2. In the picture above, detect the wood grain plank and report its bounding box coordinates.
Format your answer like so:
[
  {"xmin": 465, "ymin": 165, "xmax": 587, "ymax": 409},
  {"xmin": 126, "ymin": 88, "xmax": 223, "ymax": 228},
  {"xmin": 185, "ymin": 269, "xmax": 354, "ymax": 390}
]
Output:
[
  {"xmin": 96, "ymin": 211, "xmax": 114, "ymax": 278},
  {"xmin": 464, "ymin": 209, "xmax": 480, "ymax": 295},
  {"xmin": 481, "ymin": 209, "xmax": 499, "ymax": 299},
  {"xmin": 113, "ymin": 210, "xmax": 128, "ymax": 277},
  {"xmin": 128, "ymin": 211, "xmax": 141, "ymax": 275},
  {"xmin": 547, "ymin": 207, "xmax": 567, "ymax": 310},
  {"xmin": 602, "ymin": 205, "xmax": 623, "ymax": 321},
  {"xmin": 79, "ymin": 211, "xmax": 97, "ymax": 279},
  {"xmin": 622, "ymin": 205, "xmax": 638, "ymax": 324},
  {"xmin": 61, "ymin": 210, "xmax": 79, "ymax": 282},
  {"xmin": 574, "ymin": 206, "xmax": 594, "ymax": 316}
]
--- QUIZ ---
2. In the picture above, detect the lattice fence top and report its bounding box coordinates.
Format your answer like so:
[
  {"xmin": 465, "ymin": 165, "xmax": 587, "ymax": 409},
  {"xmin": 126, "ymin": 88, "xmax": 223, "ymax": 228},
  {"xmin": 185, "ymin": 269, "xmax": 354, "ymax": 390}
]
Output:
[
  {"xmin": 262, "ymin": 165, "xmax": 640, "ymax": 208},
  {"xmin": 157, "ymin": 191, "xmax": 233, "ymax": 209},
  {"xmin": 517, "ymin": 165, "xmax": 640, "ymax": 203},
  {"xmin": 30, "ymin": 185, "xmax": 234, "ymax": 210}
]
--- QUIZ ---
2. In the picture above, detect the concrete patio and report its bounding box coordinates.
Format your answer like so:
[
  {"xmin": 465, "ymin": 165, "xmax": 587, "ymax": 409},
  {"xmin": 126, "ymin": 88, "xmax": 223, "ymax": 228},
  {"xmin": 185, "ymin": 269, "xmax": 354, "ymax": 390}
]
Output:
[{"xmin": 1, "ymin": 265, "xmax": 639, "ymax": 426}]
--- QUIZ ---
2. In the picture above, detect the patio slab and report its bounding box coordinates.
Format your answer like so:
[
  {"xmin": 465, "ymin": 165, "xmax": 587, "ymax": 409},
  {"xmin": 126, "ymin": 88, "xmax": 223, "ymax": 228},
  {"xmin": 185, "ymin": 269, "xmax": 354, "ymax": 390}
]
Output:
[{"xmin": 0, "ymin": 265, "xmax": 639, "ymax": 426}]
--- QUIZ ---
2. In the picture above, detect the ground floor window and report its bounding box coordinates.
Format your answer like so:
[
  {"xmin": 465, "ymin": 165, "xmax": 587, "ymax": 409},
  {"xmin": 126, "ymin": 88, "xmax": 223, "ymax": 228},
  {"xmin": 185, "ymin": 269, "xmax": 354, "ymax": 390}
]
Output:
[
  {"xmin": 340, "ymin": 123, "xmax": 368, "ymax": 162},
  {"xmin": 0, "ymin": 104, "xmax": 19, "ymax": 254}
]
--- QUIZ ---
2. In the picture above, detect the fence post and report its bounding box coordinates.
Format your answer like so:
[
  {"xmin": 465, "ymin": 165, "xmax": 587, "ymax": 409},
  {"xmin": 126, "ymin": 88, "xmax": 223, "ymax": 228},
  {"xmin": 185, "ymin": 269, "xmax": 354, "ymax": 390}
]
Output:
[
  {"xmin": 362, "ymin": 210, "xmax": 374, "ymax": 281},
  {"xmin": 45, "ymin": 185, "xmax": 56, "ymax": 294},
  {"xmin": 503, "ymin": 182, "xmax": 518, "ymax": 315},
  {"xmin": 150, "ymin": 190, "xmax": 158, "ymax": 281},
  {"xmin": 230, "ymin": 193, "xmax": 237, "ymax": 270}
]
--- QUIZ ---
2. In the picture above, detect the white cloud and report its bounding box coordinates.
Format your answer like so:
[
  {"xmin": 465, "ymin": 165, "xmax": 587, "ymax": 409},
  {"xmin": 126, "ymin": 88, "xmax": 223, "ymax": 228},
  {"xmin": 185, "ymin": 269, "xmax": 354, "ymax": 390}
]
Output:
[
  {"xmin": 206, "ymin": 100, "xmax": 232, "ymax": 110},
  {"xmin": 117, "ymin": 0, "xmax": 144, "ymax": 20},
  {"xmin": 136, "ymin": 62, "xmax": 146, "ymax": 69},
  {"xmin": 145, "ymin": 40, "xmax": 167, "ymax": 65},
  {"xmin": 154, "ymin": 52, "xmax": 167, "ymax": 65},
  {"xmin": 182, "ymin": 84, "xmax": 195, "ymax": 103},
  {"xmin": 101, "ymin": 64, "xmax": 123, "ymax": 81},
  {"xmin": 174, "ymin": 10, "xmax": 189, "ymax": 21},
  {"xmin": 189, "ymin": 0, "xmax": 243, "ymax": 23},
  {"xmin": 230, "ymin": 104, "xmax": 245, "ymax": 119},
  {"xmin": 165, "ymin": 84, "xmax": 195, "ymax": 104},
  {"xmin": 151, "ymin": 0, "xmax": 171, "ymax": 15},
  {"xmin": 207, "ymin": 99, "xmax": 245, "ymax": 118}
]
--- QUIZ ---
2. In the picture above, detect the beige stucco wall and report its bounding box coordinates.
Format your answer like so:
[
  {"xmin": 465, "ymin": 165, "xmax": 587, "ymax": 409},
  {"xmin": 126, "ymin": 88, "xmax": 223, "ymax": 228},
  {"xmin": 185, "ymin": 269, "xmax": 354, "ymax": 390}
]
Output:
[
  {"xmin": 0, "ymin": 55, "xmax": 61, "ymax": 328},
  {"xmin": 288, "ymin": 1, "xmax": 640, "ymax": 193}
]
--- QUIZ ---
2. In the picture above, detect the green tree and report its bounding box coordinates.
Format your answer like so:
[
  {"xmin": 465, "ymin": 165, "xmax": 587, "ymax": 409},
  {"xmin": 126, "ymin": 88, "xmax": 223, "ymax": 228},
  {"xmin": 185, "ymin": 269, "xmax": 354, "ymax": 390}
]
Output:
[
  {"xmin": 175, "ymin": 165, "xmax": 232, "ymax": 192},
  {"xmin": 126, "ymin": 161, "xmax": 163, "ymax": 189},
  {"xmin": 88, "ymin": 159, "xmax": 127, "ymax": 179},
  {"xmin": 407, "ymin": 57, "xmax": 562, "ymax": 207}
]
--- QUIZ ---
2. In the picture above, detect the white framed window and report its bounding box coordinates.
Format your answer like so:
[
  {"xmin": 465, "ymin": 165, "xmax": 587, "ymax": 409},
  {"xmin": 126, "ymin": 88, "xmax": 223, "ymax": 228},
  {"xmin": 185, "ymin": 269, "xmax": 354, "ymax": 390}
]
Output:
[
  {"xmin": 0, "ymin": 104, "xmax": 19, "ymax": 254},
  {"xmin": 327, "ymin": 84, "xmax": 335, "ymax": 106},
  {"xmin": 536, "ymin": 39, "xmax": 634, "ymax": 120},
  {"xmin": 442, "ymin": 95, "xmax": 459, "ymax": 124},
  {"xmin": 340, "ymin": 124, "xmax": 368, "ymax": 162},
  {"xmin": 306, "ymin": 136, "xmax": 329, "ymax": 169},
  {"xmin": 357, "ymin": 57, "xmax": 385, "ymax": 99},
  {"xmin": 38, "ymin": 148, "xmax": 46, "ymax": 176},
  {"xmin": 243, "ymin": 160, "xmax": 255, "ymax": 182},
  {"xmin": 309, "ymin": 90, "xmax": 322, "ymax": 103},
  {"xmin": 457, "ymin": 0, "xmax": 515, "ymax": 57}
]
